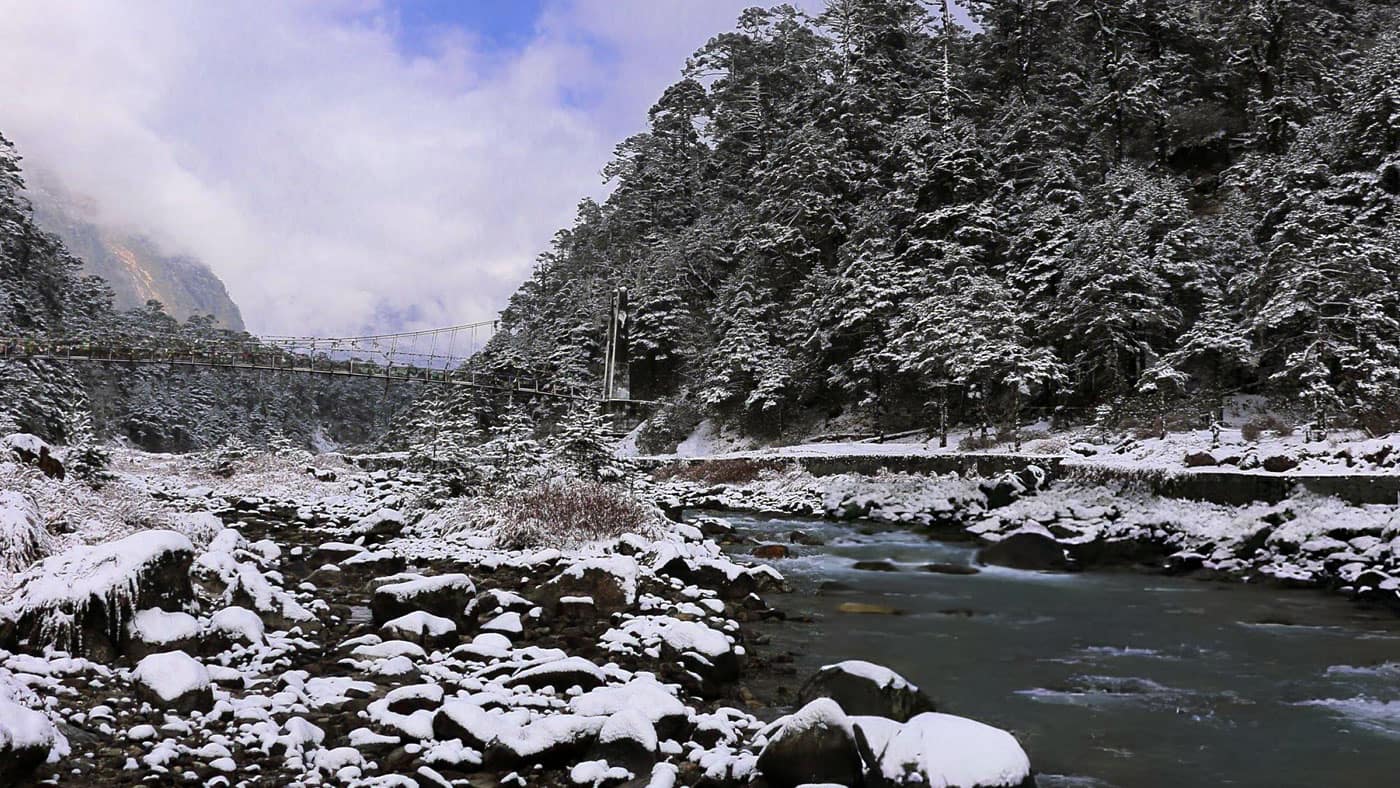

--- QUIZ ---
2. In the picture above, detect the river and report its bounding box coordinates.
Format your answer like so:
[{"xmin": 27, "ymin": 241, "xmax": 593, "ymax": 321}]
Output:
[{"xmin": 714, "ymin": 511, "xmax": 1400, "ymax": 788}]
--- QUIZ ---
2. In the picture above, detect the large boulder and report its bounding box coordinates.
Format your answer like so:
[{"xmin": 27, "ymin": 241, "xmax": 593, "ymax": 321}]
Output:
[
  {"xmin": 4, "ymin": 434, "xmax": 64, "ymax": 480},
  {"xmin": 484, "ymin": 714, "xmax": 604, "ymax": 768},
  {"xmin": 756, "ymin": 698, "xmax": 864, "ymax": 788},
  {"xmin": 541, "ymin": 556, "xmax": 638, "ymax": 616},
  {"xmin": 347, "ymin": 509, "xmax": 406, "ymax": 544},
  {"xmin": 5, "ymin": 530, "xmax": 194, "ymax": 659},
  {"xmin": 799, "ymin": 661, "xmax": 934, "ymax": 722},
  {"xmin": 370, "ymin": 573, "xmax": 475, "ymax": 625},
  {"xmin": 868, "ymin": 712, "xmax": 1033, "ymax": 787},
  {"xmin": 124, "ymin": 608, "xmax": 201, "ymax": 660},
  {"xmin": 131, "ymin": 651, "xmax": 214, "ymax": 713},
  {"xmin": 591, "ymin": 708, "xmax": 659, "ymax": 772},
  {"xmin": 976, "ymin": 530, "xmax": 1072, "ymax": 572},
  {"xmin": 0, "ymin": 696, "xmax": 65, "ymax": 785}
]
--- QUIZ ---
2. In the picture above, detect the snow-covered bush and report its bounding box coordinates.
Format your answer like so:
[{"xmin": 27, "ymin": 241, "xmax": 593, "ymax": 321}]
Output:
[
  {"xmin": 549, "ymin": 405, "xmax": 621, "ymax": 481},
  {"xmin": 0, "ymin": 491, "xmax": 47, "ymax": 574},
  {"xmin": 64, "ymin": 408, "xmax": 113, "ymax": 489},
  {"xmin": 495, "ymin": 479, "xmax": 656, "ymax": 550}
]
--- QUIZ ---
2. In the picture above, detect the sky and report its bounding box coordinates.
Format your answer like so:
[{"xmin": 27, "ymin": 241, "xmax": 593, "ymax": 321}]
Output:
[{"xmin": 0, "ymin": 0, "xmax": 965, "ymax": 338}]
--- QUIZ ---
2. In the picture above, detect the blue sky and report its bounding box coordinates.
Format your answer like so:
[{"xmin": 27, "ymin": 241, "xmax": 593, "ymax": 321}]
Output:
[{"xmin": 394, "ymin": 0, "xmax": 548, "ymax": 56}]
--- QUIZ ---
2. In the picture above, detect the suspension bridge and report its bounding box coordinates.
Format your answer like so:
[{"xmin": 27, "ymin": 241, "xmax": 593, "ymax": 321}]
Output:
[{"xmin": 0, "ymin": 317, "xmax": 641, "ymax": 405}]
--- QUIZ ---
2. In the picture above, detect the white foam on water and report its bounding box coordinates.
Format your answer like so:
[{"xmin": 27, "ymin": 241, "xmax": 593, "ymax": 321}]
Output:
[{"xmin": 1295, "ymin": 698, "xmax": 1400, "ymax": 738}]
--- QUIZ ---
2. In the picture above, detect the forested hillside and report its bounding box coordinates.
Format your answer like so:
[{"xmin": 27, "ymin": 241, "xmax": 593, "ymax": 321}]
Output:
[
  {"xmin": 483, "ymin": 0, "xmax": 1400, "ymax": 448},
  {"xmin": 0, "ymin": 132, "xmax": 411, "ymax": 450}
]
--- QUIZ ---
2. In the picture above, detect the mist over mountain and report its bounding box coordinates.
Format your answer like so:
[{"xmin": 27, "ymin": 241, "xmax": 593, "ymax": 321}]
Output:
[{"xmin": 24, "ymin": 174, "xmax": 244, "ymax": 331}]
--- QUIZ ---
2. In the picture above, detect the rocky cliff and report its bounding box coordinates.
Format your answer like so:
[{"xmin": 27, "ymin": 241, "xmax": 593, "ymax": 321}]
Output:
[{"xmin": 24, "ymin": 176, "xmax": 244, "ymax": 331}]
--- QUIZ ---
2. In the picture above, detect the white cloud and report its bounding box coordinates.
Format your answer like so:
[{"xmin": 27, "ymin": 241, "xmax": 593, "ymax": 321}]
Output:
[{"xmin": 0, "ymin": 0, "xmax": 830, "ymax": 336}]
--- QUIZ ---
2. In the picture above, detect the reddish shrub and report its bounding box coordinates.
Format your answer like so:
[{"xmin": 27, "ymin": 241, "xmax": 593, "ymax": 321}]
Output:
[
  {"xmin": 496, "ymin": 480, "xmax": 653, "ymax": 550},
  {"xmin": 1242, "ymin": 415, "xmax": 1293, "ymax": 442},
  {"xmin": 653, "ymin": 458, "xmax": 786, "ymax": 485}
]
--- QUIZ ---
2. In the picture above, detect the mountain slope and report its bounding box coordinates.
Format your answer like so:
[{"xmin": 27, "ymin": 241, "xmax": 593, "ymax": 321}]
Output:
[{"xmin": 24, "ymin": 174, "xmax": 245, "ymax": 331}]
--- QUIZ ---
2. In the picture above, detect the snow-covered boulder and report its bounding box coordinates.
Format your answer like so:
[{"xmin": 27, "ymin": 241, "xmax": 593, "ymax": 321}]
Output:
[
  {"xmin": 601, "ymin": 615, "xmax": 741, "ymax": 690},
  {"xmin": 207, "ymin": 605, "xmax": 266, "ymax": 645},
  {"xmin": 4, "ymin": 530, "xmax": 194, "ymax": 658},
  {"xmin": 348, "ymin": 508, "xmax": 406, "ymax": 544},
  {"xmin": 0, "ymin": 490, "xmax": 46, "ymax": 574},
  {"xmin": 756, "ymin": 698, "xmax": 864, "ymax": 788},
  {"xmin": 380, "ymin": 610, "xmax": 457, "ymax": 648},
  {"xmin": 0, "ymin": 694, "xmax": 66, "ymax": 784},
  {"xmin": 125, "ymin": 608, "xmax": 201, "ymax": 658},
  {"xmin": 131, "ymin": 651, "xmax": 213, "ymax": 712},
  {"xmin": 541, "ymin": 556, "xmax": 639, "ymax": 615},
  {"xmin": 592, "ymin": 707, "xmax": 658, "ymax": 771},
  {"xmin": 872, "ymin": 712, "xmax": 1032, "ymax": 787},
  {"xmin": 799, "ymin": 660, "xmax": 934, "ymax": 722},
  {"xmin": 976, "ymin": 528, "xmax": 1072, "ymax": 572},
  {"xmin": 506, "ymin": 655, "xmax": 607, "ymax": 691},
  {"xmin": 370, "ymin": 572, "xmax": 475, "ymax": 625},
  {"xmin": 3, "ymin": 433, "xmax": 64, "ymax": 479},
  {"xmin": 484, "ymin": 714, "xmax": 605, "ymax": 768}
]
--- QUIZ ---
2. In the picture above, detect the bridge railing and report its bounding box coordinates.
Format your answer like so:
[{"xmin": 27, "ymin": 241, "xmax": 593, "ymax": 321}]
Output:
[{"xmin": 0, "ymin": 333, "xmax": 615, "ymax": 402}]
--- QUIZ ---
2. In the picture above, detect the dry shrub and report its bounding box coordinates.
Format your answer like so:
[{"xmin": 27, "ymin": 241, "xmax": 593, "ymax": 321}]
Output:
[
  {"xmin": 961, "ymin": 433, "xmax": 1001, "ymax": 451},
  {"xmin": 496, "ymin": 479, "xmax": 654, "ymax": 551},
  {"xmin": 652, "ymin": 458, "xmax": 786, "ymax": 485},
  {"xmin": 1242, "ymin": 415, "xmax": 1294, "ymax": 442}
]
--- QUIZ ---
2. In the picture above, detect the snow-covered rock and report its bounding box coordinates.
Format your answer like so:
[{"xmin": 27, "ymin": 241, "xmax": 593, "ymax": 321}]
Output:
[
  {"xmin": 0, "ymin": 692, "xmax": 67, "ymax": 783},
  {"xmin": 125, "ymin": 608, "xmax": 200, "ymax": 657},
  {"xmin": 799, "ymin": 660, "xmax": 934, "ymax": 722},
  {"xmin": 873, "ymin": 712, "xmax": 1032, "ymax": 787},
  {"xmin": 131, "ymin": 651, "xmax": 213, "ymax": 712},
  {"xmin": 756, "ymin": 698, "xmax": 863, "ymax": 788},
  {"xmin": 370, "ymin": 572, "xmax": 475, "ymax": 624},
  {"xmin": 5, "ymin": 530, "xmax": 194, "ymax": 658}
]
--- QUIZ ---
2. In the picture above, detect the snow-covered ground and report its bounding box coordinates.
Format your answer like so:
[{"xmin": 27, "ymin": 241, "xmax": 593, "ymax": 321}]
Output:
[{"xmin": 0, "ymin": 440, "xmax": 1031, "ymax": 787}]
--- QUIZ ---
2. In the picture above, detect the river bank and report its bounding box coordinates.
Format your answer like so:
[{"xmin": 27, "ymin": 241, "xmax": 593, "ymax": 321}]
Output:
[
  {"xmin": 645, "ymin": 462, "xmax": 1400, "ymax": 614},
  {"xmin": 0, "ymin": 447, "xmax": 1033, "ymax": 787}
]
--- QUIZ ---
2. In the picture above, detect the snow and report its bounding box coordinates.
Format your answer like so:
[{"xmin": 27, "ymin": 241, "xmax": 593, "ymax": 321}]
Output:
[
  {"xmin": 510, "ymin": 656, "xmax": 606, "ymax": 688},
  {"xmin": 207, "ymin": 606, "xmax": 266, "ymax": 644},
  {"xmin": 131, "ymin": 651, "xmax": 210, "ymax": 702},
  {"xmin": 3, "ymin": 433, "xmax": 50, "ymax": 458},
  {"xmin": 570, "ymin": 676, "xmax": 687, "ymax": 723},
  {"xmin": 822, "ymin": 659, "xmax": 916, "ymax": 691},
  {"xmin": 599, "ymin": 708, "xmax": 658, "ymax": 751},
  {"xmin": 382, "ymin": 610, "xmax": 456, "ymax": 639},
  {"xmin": 481, "ymin": 611, "xmax": 523, "ymax": 635},
  {"xmin": 876, "ymin": 712, "xmax": 1031, "ymax": 788},
  {"xmin": 0, "ymin": 695, "xmax": 64, "ymax": 757},
  {"xmin": 767, "ymin": 697, "xmax": 852, "ymax": 739},
  {"xmin": 602, "ymin": 615, "xmax": 733, "ymax": 659},
  {"xmin": 127, "ymin": 608, "xmax": 200, "ymax": 644},
  {"xmin": 571, "ymin": 759, "xmax": 633, "ymax": 786},
  {"xmin": 375, "ymin": 573, "xmax": 475, "ymax": 600},
  {"xmin": 0, "ymin": 490, "xmax": 46, "ymax": 573}
]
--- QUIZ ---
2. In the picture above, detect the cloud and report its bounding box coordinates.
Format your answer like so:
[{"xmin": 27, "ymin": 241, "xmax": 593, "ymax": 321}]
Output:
[{"xmin": 0, "ymin": 0, "xmax": 836, "ymax": 336}]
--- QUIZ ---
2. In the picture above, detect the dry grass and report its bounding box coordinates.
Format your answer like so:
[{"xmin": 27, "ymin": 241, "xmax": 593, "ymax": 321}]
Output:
[
  {"xmin": 1241, "ymin": 415, "xmax": 1295, "ymax": 442},
  {"xmin": 495, "ymin": 479, "xmax": 655, "ymax": 551},
  {"xmin": 650, "ymin": 458, "xmax": 787, "ymax": 485}
]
